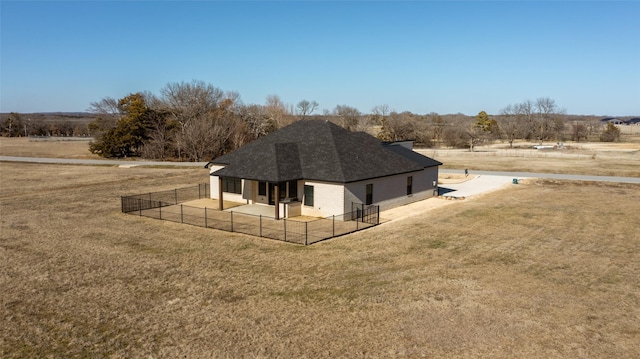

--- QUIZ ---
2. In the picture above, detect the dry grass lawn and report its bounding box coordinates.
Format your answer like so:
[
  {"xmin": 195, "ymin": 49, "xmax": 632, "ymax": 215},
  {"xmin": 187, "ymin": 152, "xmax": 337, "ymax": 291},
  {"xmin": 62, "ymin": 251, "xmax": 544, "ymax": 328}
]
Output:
[
  {"xmin": 3, "ymin": 136, "xmax": 640, "ymax": 178},
  {"xmin": 0, "ymin": 137, "xmax": 100, "ymax": 159},
  {"xmin": 418, "ymin": 142, "xmax": 640, "ymax": 177},
  {"xmin": 1, "ymin": 161, "xmax": 639, "ymax": 358}
]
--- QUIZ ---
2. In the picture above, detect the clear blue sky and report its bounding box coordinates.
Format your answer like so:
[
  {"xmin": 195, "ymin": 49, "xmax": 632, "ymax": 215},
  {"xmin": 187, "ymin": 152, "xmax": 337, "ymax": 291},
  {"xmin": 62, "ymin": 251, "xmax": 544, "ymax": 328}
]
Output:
[{"xmin": 1, "ymin": 1, "xmax": 639, "ymax": 116}]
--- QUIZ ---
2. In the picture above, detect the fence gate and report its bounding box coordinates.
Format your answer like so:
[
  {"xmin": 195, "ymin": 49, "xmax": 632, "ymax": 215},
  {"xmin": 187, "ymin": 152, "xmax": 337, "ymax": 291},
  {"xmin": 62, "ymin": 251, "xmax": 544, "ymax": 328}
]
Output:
[{"xmin": 351, "ymin": 202, "xmax": 380, "ymax": 225}]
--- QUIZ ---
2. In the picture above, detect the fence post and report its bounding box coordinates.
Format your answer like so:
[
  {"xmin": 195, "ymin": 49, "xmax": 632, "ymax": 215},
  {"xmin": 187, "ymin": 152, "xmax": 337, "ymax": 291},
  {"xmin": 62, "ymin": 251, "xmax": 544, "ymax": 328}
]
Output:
[
  {"xmin": 139, "ymin": 199, "xmax": 142, "ymax": 216},
  {"xmin": 230, "ymin": 211, "xmax": 234, "ymax": 232},
  {"xmin": 332, "ymin": 215, "xmax": 335, "ymax": 237},
  {"xmin": 356, "ymin": 215, "xmax": 359, "ymax": 230},
  {"xmin": 259, "ymin": 215, "xmax": 262, "ymax": 237},
  {"xmin": 198, "ymin": 184, "xmax": 201, "ymax": 199},
  {"xmin": 159, "ymin": 203, "xmax": 162, "ymax": 220},
  {"xmin": 180, "ymin": 204, "xmax": 184, "ymax": 223},
  {"xmin": 204, "ymin": 207, "xmax": 207, "ymax": 228},
  {"xmin": 377, "ymin": 205, "xmax": 380, "ymax": 224},
  {"xmin": 305, "ymin": 222, "xmax": 308, "ymax": 246},
  {"xmin": 174, "ymin": 189, "xmax": 178, "ymax": 204},
  {"xmin": 284, "ymin": 219, "xmax": 287, "ymax": 242}
]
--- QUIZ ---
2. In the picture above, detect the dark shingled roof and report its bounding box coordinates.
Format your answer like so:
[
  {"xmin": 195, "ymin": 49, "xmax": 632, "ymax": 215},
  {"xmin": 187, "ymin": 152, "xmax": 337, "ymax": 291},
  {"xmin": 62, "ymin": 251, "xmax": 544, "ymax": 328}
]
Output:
[{"xmin": 209, "ymin": 120, "xmax": 442, "ymax": 183}]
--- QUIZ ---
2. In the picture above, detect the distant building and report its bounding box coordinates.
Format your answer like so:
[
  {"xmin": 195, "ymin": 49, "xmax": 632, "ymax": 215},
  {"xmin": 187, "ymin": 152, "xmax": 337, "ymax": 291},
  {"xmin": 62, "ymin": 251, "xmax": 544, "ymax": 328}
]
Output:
[
  {"xmin": 625, "ymin": 117, "xmax": 640, "ymax": 125},
  {"xmin": 600, "ymin": 117, "xmax": 625, "ymax": 125}
]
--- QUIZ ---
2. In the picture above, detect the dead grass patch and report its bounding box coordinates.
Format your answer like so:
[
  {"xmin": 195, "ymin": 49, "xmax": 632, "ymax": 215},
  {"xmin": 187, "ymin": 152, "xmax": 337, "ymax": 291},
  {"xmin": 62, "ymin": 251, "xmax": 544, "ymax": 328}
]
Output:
[
  {"xmin": 419, "ymin": 142, "xmax": 640, "ymax": 177},
  {"xmin": 1, "ymin": 162, "xmax": 639, "ymax": 357},
  {"xmin": 0, "ymin": 137, "xmax": 100, "ymax": 159},
  {"xmin": 438, "ymin": 172, "xmax": 470, "ymax": 184}
]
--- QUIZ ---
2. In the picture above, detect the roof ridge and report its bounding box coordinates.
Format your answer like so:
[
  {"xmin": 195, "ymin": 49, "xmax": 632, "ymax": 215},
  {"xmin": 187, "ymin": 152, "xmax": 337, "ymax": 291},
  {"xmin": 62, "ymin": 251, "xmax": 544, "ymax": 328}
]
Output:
[
  {"xmin": 210, "ymin": 119, "xmax": 440, "ymax": 183},
  {"xmin": 326, "ymin": 121, "xmax": 349, "ymax": 183}
]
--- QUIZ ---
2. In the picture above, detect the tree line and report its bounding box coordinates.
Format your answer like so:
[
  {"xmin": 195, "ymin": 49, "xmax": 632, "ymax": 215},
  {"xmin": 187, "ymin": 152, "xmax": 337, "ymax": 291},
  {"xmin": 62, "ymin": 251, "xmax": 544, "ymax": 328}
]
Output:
[
  {"xmin": 0, "ymin": 112, "xmax": 92, "ymax": 137},
  {"xmin": 2, "ymin": 80, "xmax": 622, "ymax": 159}
]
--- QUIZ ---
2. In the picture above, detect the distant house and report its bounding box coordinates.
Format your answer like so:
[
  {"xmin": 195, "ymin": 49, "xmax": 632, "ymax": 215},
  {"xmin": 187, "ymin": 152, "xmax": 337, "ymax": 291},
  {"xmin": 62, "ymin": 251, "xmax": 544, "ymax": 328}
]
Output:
[
  {"xmin": 601, "ymin": 117, "xmax": 625, "ymax": 125},
  {"xmin": 206, "ymin": 120, "xmax": 441, "ymax": 220},
  {"xmin": 625, "ymin": 117, "xmax": 640, "ymax": 125}
]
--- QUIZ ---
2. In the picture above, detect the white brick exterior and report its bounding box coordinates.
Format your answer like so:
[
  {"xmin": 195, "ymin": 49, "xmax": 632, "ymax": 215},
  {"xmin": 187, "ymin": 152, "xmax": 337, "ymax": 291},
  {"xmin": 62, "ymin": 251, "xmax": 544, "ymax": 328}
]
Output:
[
  {"xmin": 300, "ymin": 180, "xmax": 345, "ymax": 218},
  {"xmin": 344, "ymin": 167, "xmax": 439, "ymax": 213},
  {"xmin": 210, "ymin": 163, "xmax": 439, "ymax": 219}
]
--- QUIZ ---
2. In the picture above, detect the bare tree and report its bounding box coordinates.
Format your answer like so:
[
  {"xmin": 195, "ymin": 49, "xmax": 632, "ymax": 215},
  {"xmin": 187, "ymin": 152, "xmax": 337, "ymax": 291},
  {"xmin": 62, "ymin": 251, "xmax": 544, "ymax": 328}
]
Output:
[
  {"xmin": 534, "ymin": 97, "xmax": 558, "ymax": 145},
  {"xmin": 297, "ymin": 99, "xmax": 318, "ymax": 119},
  {"xmin": 87, "ymin": 96, "xmax": 122, "ymax": 136},
  {"xmin": 428, "ymin": 112, "xmax": 445, "ymax": 144},
  {"xmin": 515, "ymin": 99, "xmax": 536, "ymax": 140},
  {"xmin": 238, "ymin": 104, "xmax": 269, "ymax": 138},
  {"xmin": 87, "ymin": 97, "xmax": 121, "ymax": 119},
  {"xmin": 141, "ymin": 91, "xmax": 164, "ymax": 110},
  {"xmin": 333, "ymin": 105, "xmax": 362, "ymax": 131},
  {"xmin": 466, "ymin": 125, "xmax": 484, "ymax": 152},
  {"xmin": 264, "ymin": 95, "xmax": 291, "ymax": 129},
  {"xmin": 442, "ymin": 121, "xmax": 468, "ymax": 148},
  {"xmin": 498, "ymin": 104, "xmax": 522, "ymax": 148},
  {"xmin": 160, "ymin": 80, "xmax": 224, "ymax": 122},
  {"xmin": 570, "ymin": 121, "xmax": 589, "ymax": 142},
  {"xmin": 467, "ymin": 111, "xmax": 496, "ymax": 152},
  {"xmin": 371, "ymin": 104, "xmax": 390, "ymax": 126},
  {"xmin": 384, "ymin": 111, "xmax": 417, "ymax": 141},
  {"xmin": 159, "ymin": 80, "xmax": 227, "ymax": 160},
  {"xmin": 173, "ymin": 99, "xmax": 237, "ymax": 162},
  {"xmin": 141, "ymin": 109, "xmax": 175, "ymax": 160}
]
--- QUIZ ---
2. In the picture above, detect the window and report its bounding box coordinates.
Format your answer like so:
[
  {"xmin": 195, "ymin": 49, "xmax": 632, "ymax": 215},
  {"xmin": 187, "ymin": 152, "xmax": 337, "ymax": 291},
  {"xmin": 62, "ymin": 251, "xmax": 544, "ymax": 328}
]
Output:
[
  {"xmin": 407, "ymin": 176, "xmax": 413, "ymax": 195},
  {"xmin": 258, "ymin": 181, "xmax": 266, "ymax": 196},
  {"xmin": 366, "ymin": 184, "xmax": 373, "ymax": 205},
  {"xmin": 288, "ymin": 180, "xmax": 298, "ymax": 199},
  {"xmin": 304, "ymin": 185, "xmax": 314, "ymax": 206},
  {"xmin": 222, "ymin": 177, "xmax": 242, "ymax": 194}
]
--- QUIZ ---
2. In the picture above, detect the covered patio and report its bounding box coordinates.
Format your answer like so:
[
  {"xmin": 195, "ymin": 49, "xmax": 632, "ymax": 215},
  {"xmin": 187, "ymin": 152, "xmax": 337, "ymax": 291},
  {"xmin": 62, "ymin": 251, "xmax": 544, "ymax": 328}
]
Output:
[{"xmin": 183, "ymin": 199, "xmax": 308, "ymax": 220}]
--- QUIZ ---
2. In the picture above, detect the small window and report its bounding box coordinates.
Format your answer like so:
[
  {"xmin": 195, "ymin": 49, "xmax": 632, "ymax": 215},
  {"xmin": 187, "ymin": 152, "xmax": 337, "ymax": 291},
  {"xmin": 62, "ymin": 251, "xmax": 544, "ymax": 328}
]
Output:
[
  {"xmin": 407, "ymin": 176, "xmax": 413, "ymax": 195},
  {"xmin": 304, "ymin": 185, "xmax": 314, "ymax": 206},
  {"xmin": 222, "ymin": 177, "xmax": 242, "ymax": 194},
  {"xmin": 366, "ymin": 183, "xmax": 373, "ymax": 205},
  {"xmin": 258, "ymin": 181, "xmax": 266, "ymax": 196}
]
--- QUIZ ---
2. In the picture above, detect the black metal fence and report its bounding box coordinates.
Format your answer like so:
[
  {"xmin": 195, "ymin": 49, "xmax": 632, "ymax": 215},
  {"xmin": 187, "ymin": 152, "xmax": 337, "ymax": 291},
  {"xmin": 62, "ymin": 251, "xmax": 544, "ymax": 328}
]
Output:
[
  {"xmin": 121, "ymin": 185, "xmax": 379, "ymax": 245},
  {"xmin": 121, "ymin": 184, "xmax": 210, "ymax": 213},
  {"xmin": 350, "ymin": 202, "xmax": 381, "ymax": 225}
]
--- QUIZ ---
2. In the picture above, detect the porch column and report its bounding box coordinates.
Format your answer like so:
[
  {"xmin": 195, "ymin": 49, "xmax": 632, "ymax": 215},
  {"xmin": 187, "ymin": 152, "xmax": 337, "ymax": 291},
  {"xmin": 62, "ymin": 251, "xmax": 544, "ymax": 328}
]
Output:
[
  {"xmin": 274, "ymin": 183, "xmax": 280, "ymax": 220},
  {"xmin": 218, "ymin": 177, "xmax": 224, "ymax": 211}
]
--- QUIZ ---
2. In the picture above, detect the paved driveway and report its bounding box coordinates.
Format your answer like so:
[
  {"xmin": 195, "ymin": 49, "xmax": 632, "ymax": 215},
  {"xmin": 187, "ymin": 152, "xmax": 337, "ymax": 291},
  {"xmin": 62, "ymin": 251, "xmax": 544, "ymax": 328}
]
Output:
[{"xmin": 438, "ymin": 175, "xmax": 521, "ymax": 198}]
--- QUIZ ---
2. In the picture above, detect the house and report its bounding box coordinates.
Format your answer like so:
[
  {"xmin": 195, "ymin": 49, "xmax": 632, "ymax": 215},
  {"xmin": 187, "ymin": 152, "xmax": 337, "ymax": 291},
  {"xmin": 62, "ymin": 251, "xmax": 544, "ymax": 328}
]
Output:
[
  {"xmin": 206, "ymin": 120, "xmax": 442, "ymax": 220},
  {"xmin": 625, "ymin": 117, "xmax": 640, "ymax": 125},
  {"xmin": 601, "ymin": 117, "xmax": 625, "ymax": 125}
]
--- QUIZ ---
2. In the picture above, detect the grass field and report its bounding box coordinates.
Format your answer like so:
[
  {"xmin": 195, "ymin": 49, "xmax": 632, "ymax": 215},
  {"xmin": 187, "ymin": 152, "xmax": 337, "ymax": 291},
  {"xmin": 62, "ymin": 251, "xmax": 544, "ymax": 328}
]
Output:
[
  {"xmin": 2, "ymin": 136, "xmax": 639, "ymax": 177},
  {"xmin": 419, "ymin": 140, "xmax": 640, "ymax": 177},
  {"xmin": 1, "ymin": 139, "xmax": 639, "ymax": 357}
]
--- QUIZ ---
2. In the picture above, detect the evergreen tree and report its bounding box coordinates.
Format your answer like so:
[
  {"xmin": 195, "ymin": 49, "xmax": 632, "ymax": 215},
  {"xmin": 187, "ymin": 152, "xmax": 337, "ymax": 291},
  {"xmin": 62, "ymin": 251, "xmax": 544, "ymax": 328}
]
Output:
[{"xmin": 89, "ymin": 93, "xmax": 151, "ymax": 157}]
